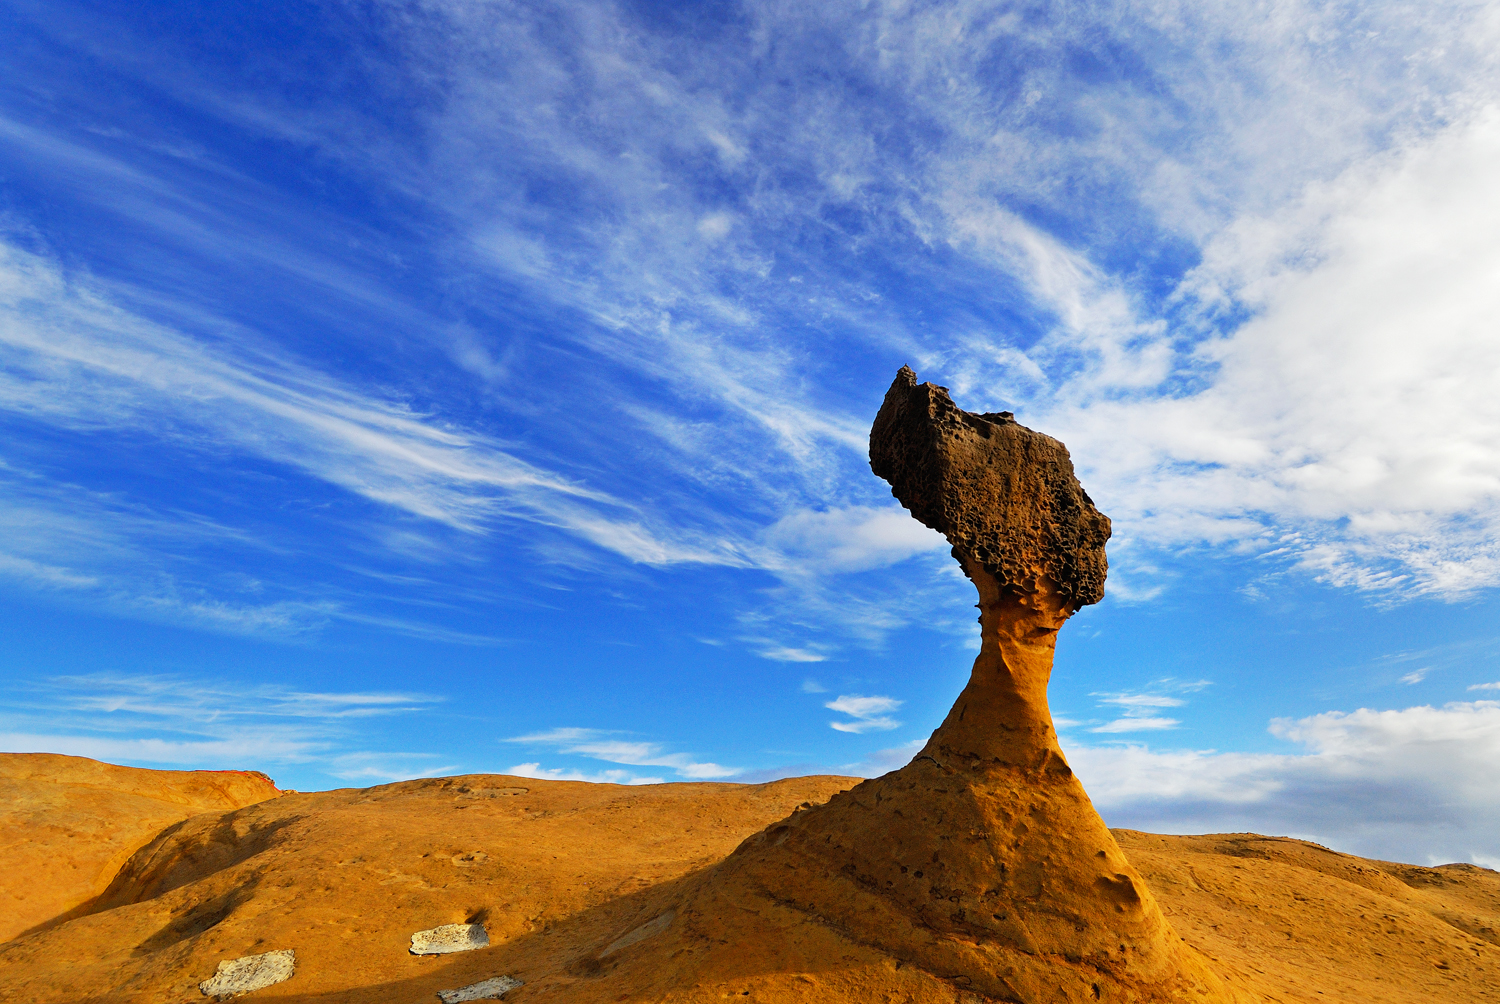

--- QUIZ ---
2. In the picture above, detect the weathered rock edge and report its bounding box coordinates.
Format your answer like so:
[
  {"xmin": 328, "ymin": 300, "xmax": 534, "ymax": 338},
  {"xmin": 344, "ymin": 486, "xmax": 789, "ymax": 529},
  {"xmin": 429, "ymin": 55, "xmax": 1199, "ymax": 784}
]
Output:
[{"xmin": 687, "ymin": 368, "xmax": 1242, "ymax": 1003}]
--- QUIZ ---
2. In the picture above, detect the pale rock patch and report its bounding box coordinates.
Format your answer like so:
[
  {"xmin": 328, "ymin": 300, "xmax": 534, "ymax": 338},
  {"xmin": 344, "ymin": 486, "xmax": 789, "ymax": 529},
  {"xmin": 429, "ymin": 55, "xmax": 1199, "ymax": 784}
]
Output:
[
  {"xmin": 197, "ymin": 949, "xmax": 295, "ymax": 999},
  {"xmin": 410, "ymin": 922, "xmax": 490, "ymax": 955},
  {"xmin": 437, "ymin": 974, "xmax": 524, "ymax": 1002}
]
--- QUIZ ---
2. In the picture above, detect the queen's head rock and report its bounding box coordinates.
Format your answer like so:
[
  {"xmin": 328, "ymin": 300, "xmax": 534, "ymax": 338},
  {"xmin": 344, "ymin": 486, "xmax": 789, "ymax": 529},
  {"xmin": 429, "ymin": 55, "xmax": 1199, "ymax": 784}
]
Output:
[
  {"xmin": 869, "ymin": 364, "xmax": 1110, "ymax": 612},
  {"xmin": 696, "ymin": 369, "xmax": 1243, "ymax": 1003}
]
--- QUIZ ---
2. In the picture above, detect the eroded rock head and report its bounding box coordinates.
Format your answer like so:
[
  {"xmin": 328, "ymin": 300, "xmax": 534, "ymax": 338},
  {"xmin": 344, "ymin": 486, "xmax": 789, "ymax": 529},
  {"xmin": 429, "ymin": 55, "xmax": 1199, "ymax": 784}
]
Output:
[{"xmin": 870, "ymin": 365, "xmax": 1110, "ymax": 612}]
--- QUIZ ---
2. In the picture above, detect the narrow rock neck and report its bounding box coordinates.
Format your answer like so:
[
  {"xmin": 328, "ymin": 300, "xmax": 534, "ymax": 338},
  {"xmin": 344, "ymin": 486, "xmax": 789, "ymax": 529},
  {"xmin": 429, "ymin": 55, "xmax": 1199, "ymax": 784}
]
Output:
[{"xmin": 921, "ymin": 559, "xmax": 1071, "ymax": 766}]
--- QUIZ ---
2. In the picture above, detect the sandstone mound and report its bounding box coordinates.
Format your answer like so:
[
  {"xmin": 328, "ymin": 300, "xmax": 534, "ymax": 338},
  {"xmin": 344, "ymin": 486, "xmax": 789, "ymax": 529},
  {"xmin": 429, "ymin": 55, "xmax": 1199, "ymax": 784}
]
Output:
[
  {"xmin": 0, "ymin": 772, "xmax": 864, "ymax": 1002},
  {"xmin": 0, "ymin": 753, "xmax": 282, "ymax": 942}
]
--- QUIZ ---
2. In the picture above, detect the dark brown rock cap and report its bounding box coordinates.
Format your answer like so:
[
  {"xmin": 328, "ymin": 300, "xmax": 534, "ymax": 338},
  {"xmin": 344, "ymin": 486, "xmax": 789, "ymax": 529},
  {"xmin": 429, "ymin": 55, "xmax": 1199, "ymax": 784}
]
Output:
[{"xmin": 869, "ymin": 366, "xmax": 1110, "ymax": 611}]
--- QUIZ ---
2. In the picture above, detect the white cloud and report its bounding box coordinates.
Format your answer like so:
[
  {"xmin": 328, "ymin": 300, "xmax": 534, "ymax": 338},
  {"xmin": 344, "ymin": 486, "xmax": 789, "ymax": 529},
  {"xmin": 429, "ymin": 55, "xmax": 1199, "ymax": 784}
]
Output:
[
  {"xmin": 0, "ymin": 231, "xmax": 947, "ymax": 654},
  {"xmin": 1470, "ymin": 682, "xmax": 1500, "ymax": 691},
  {"xmin": 1040, "ymin": 106, "xmax": 1500, "ymax": 597},
  {"xmin": 372, "ymin": 0, "xmax": 1500, "ymax": 602},
  {"xmin": 731, "ymin": 736, "xmax": 926, "ymax": 784},
  {"xmin": 759, "ymin": 507, "xmax": 948, "ymax": 575},
  {"xmin": 1066, "ymin": 701, "xmax": 1500, "ymax": 865},
  {"xmin": 1091, "ymin": 716, "xmax": 1180, "ymax": 734},
  {"xmin": 1096, "ymin": 694, "xmax": 1186, "ymax": 709},
  {"xmin": 826, "ymin": 695, "xmax": 902, "ymax": 717},
  {"xmin": 41, "ymin": 674, "xmax": 442, "ymax": 722},
  {"xmin": 1086, "ymin": 686, "xmax": 1199, "ymax": 733},
  {"xmin": 1401, "ymin": 668, "xmax": 1430, "ymax": 685},
  {"xmin": 506, "ymin": 762, "xmax": 664, "ymax": 786},
  {"xmin": 826, "ymin": 694, "xmax": 903, "ymax": 733},
  {"xmin": 755, "ymin": 646, "xmax": 827, "ymax": 664},
  {"xmin": 325, "ymin": 752, "xmax": 461, "ymax": 783},
  {"xmin": 848, "ymin": 738, "xmax": 926, "ymax": 776},
  {"xmin": 503, "ymin": 727, "xmax": 735, "ymax": 779},
  {"xmin": 6, "ymin": 0, "xmax": 1500, "ymax": 677},
  {"xmin": 0, "ymin": 731, "xmax": 317, "ymax": 765}
]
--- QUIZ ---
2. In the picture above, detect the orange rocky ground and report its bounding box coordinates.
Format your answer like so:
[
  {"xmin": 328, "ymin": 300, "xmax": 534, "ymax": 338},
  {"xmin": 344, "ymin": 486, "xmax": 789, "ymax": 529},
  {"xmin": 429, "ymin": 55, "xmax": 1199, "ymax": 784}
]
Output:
[
  {"xmin": 0, "ymin": 753, "xmax": 282, "ymax": 943},
  {"xmin": 0, "ymin": 759, "xmax": 1496, "ymax": 1004}
]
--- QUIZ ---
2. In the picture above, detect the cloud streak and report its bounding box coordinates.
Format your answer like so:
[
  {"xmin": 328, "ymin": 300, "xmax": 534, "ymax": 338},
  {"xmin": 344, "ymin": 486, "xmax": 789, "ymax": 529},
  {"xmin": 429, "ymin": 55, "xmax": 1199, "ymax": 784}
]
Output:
[
  {"xmin": 826, "ymin": 694, "xmax": 903, "ymax": 734},
  {"xmin": 504, "ymin": 727, "xmax": 736, "ymax": 780},
  {"xmin": 0, "ymin": 673, "xmax": 449, "ymax": 783}
]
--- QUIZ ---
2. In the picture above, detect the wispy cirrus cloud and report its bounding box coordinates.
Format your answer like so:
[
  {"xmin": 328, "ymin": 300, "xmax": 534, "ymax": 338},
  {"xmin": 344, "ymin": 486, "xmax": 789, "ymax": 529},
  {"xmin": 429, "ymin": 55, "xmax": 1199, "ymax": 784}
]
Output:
[
  {"xmin": 503, "ymin": 727, "xmax": 735, "ymax": 780},
  {"xmin": 0, "ymin": 219, "xmax": 950, "ymax": 651},
  {"xmin": 379, "ymin": 0, "xmax": 1500, "ymax": 602},
  {"xmin": 325, "ymin": 752, "xmax": 463, "ymax": 783},
  {"xmin": 1078, "ymin": 680, "xmax": 1211, "ymax": 734},
  {"xmin": 7, "ymin": 0, "xmax": 1498, "ymax": 668},
  {"xmin": 506, "ymin": 762, "xmax": 664, "ymax": 786},
  {"xmin": 0, "ymin": 239, "xmax": 728, "ymax": 557},
  {"xmin": 0, "ymin": 732, "xmax": 320, "ymax": 767},
  {"xmin": 0, "ymin": 673, "xmax": 448, "ymax": 781},
  {"xmin": 51, "ymin": 676, "xmax": 439, "ymax": 721}
]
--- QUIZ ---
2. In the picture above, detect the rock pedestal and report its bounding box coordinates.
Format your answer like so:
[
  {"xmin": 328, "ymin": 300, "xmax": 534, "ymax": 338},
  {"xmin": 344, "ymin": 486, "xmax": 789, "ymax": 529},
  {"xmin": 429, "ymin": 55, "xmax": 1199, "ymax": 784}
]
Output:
[{"xmin": 716, "ymin": 368, "xmax": 1236, "ymax": 1003}]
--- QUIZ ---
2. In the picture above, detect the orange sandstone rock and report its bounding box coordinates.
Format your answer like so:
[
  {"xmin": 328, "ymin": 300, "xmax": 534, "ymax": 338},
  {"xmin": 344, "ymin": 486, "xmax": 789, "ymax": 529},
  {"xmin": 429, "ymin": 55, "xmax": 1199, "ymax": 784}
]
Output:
[
  {"xmin": 0, "ymin": 753, "xmax": 282, "ymax": 942},
  {"xmin": 697, "ymin": 368, "xmax": 1239, "ymax": 1002},
  {"xmin": 0, "ymin": 767, "xmax": 1497, "ymax": 1001}
]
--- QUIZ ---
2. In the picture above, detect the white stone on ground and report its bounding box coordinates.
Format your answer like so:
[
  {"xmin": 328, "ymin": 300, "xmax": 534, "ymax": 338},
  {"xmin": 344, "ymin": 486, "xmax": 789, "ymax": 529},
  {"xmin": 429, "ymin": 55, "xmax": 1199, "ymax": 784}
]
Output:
[
  {"xmin": 410, "ymin": 922, "xmax": 490, "ymax": 955},
  {"xmin": 197, "ymin": 949, "xmax": 295, "ymax": 999},
  {"xmin": 436, "ymin": 974, "xmax": 524, "ymax": 1002}
]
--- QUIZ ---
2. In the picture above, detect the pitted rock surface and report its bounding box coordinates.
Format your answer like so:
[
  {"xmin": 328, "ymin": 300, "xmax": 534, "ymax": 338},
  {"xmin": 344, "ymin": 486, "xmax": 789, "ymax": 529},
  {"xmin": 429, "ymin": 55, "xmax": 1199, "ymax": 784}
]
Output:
[{"xmin": 870, "ymin": 364, "xmax": 1110, "ymax": 611}]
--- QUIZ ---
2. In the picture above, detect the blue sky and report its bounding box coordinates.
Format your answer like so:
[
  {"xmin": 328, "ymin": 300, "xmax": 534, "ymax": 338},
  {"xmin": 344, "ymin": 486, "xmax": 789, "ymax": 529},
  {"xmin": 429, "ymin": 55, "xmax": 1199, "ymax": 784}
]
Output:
[{"xmin": 2, "ymin": 0, "xmax": 1499, "ymax": 866}]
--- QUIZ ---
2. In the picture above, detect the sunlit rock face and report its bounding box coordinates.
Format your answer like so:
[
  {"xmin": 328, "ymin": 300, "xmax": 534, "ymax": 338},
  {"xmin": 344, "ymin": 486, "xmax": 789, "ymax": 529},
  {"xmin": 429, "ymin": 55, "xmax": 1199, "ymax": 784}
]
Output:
[{"xmin": 717, "ymin": 368, "xmax": 1240, "ymax": 1003}]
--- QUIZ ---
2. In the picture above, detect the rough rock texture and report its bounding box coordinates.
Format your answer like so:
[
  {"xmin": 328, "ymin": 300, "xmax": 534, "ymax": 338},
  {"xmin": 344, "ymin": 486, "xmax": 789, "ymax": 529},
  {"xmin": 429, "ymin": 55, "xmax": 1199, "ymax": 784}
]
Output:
[
  {"xmin": 0, "ymin": 753, "xmax": 282, "ymax": 941},
  {"xmin": 696, "ymin": 368, "xmax": 1235, "ymax": 1002},
  {"xmin": 869, "ymin": 365, "xmax": 1111, "ymax": 610},
  {"xmin": 198, "ymin": 949, "xmax": 295, "ymax": 999},
  {"xmin": 411, "ymin": 923, "xmax": 491, "ymax": 955}
]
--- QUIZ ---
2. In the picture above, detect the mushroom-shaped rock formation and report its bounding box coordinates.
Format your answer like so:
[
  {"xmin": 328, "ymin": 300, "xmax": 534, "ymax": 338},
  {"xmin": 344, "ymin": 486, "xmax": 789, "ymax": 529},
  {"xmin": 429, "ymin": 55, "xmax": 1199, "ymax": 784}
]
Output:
[{"xmin": 706, "ymin": 368, "xmax": 1240, "ymax": 1003}]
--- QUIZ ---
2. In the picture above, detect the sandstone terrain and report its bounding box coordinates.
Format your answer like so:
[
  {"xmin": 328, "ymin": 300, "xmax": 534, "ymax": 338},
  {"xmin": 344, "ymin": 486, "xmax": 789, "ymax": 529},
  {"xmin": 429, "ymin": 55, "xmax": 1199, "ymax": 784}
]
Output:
[
  {"xmin": 0, "ymin": 753, "xmax": 282, "ymax": 943},
  {"xmin": 0, "ymin": 762, "xmax": 1496, "ymax": 1003},
  {"xmin": 3, "ymin": 369, "xmax": 1496, "ymax": 1002}
]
